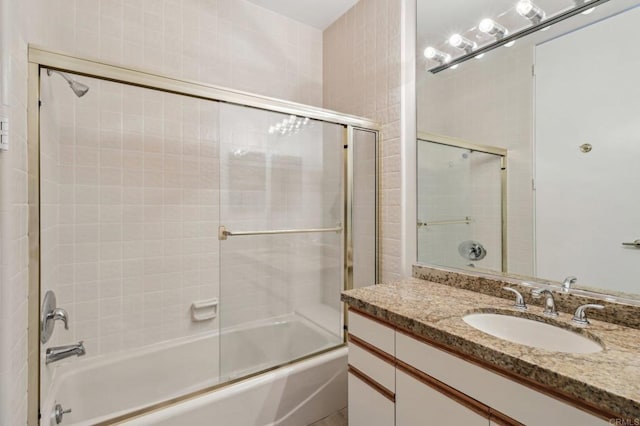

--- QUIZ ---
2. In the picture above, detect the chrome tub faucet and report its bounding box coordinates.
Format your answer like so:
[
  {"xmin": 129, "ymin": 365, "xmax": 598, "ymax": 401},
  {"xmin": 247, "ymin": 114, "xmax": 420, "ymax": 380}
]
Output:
[{"xmin": 46, "ymin": 341, "xmax": 86, "ymax": 364}]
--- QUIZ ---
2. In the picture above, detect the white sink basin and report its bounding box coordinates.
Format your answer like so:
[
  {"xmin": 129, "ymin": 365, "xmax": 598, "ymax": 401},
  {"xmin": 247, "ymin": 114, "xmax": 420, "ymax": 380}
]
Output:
[{"xmin": 463, "ymin": 313, "xmax": 603, "ymax": 354}]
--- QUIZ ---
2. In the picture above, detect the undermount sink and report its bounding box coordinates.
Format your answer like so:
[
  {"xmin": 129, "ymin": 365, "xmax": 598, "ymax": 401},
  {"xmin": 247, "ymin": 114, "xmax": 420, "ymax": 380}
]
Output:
[{"xmin": 463, "ymin": 313, "xmax": 603, "ymax": 354}]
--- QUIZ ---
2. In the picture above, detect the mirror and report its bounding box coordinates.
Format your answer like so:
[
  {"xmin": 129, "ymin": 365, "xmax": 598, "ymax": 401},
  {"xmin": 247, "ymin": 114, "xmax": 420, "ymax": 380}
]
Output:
[{"xmin": 416, "ymin": 0, "xmax": 640, "ymax": 299}]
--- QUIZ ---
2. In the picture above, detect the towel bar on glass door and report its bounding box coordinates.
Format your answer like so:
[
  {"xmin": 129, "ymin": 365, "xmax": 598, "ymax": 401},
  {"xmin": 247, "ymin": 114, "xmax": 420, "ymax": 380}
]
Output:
[
  {"xmin": 218, "ymin": 225, "xmax": 343, "ymax": 240},
  {"xmin": 417, "ymin": 217, "xmax": 473, "ymax": 228}
]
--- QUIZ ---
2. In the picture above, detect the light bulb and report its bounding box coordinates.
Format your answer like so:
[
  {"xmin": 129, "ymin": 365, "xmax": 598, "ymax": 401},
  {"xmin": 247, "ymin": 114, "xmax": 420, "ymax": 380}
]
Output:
[
  {"xmin": 479, "ymin": 19, "xmax": 508, "ymax": 39},
  {"xmin": 574, "ymin": 0, "xmax": 596, "ymax": 14},
  {"xmin": 423, "ymin": 47, "xmax": 452, "ymax": 64},
  {"xmin": 516, "ymin": 0, "xmax": 545, "ymax": 24},
  {"xmin": 449, "ymin": 34, "xmax": 476, "ymax": 54},
  {"xmin": 504, "ymin": 41, "xmax": 516, "ymax": 47}
]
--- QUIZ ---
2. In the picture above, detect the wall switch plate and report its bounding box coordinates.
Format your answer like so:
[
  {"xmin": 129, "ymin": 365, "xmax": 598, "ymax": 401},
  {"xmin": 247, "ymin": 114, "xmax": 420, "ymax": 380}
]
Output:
[
  {"xmin": 0, "ymin": 118, "xmax": 9, "ymax": 151},
  {"xmin": 0, "ymin": 105, "xmax": 8, "ymax": 152}
]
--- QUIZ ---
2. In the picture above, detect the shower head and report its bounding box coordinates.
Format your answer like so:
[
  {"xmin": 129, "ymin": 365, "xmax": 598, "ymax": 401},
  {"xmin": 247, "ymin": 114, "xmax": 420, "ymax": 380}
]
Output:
[{"xmin": 46, "ymin": 69, "xmax": 90, "ymax": 97}]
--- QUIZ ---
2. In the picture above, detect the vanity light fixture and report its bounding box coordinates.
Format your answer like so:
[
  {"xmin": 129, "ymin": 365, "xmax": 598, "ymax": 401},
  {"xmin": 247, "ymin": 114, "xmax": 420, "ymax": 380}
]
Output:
[
  {"xmin": 575, "ymin": 0, "xmax": 596, "ymax": 14},
  {"xmin": 479, "ymin": 19, "xmax": 508, "ymax": 40},
  {"xmin": 424, "ymin": 47, "xmax": 452, "ymax": 65},
  {"xmin": 449, "ymin": 34, "xmax": 477, "ymax": 54},
  {"xmin": 426, "ymin": 0, "xmax": 610, "ymax": 74},
  {"xmin": 516, "ymin": 0, "xmax": 546, "ymax": 24}
]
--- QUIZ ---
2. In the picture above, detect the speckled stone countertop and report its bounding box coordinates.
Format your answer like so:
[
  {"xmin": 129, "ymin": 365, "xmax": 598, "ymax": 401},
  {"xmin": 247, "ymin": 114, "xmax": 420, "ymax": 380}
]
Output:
[{"xmin": 342, "ymin": 278, "xmax": 640, "ymax": 419}]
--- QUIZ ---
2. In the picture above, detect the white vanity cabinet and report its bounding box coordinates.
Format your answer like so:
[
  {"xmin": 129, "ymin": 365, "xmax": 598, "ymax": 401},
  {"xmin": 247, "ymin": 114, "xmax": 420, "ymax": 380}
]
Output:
[
  {"xmin": 347, "ymin": 309, "xmax": 609, "ymax": 426},
  {"xmin": 395, "ymin": 369, "xmax": 489, "ymax": 426},
  {"xmin": 348, "ymin": 371, "xmax": 395, "ymax": 426},
  {"xmin": 347, "ymin": 310, "xmax": 396, "ymax": 426},
  {"xmin": 395, "ymin": 332, "xmax": 607, "ymax": 426}
]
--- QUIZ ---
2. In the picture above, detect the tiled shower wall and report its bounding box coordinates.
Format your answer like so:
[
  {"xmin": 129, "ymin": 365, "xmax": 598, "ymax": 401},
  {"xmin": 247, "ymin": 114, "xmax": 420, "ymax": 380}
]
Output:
[
  {"xmin": 323, "ymin": 0, "xmax": 403, "ymax": 283},
  {"xmin": 1, "ymin": 0, "xmax": 324, "ymax": 424},
  {"xmin": 41, "ymin": 76, "xmax": 221, "ymax": 357}
]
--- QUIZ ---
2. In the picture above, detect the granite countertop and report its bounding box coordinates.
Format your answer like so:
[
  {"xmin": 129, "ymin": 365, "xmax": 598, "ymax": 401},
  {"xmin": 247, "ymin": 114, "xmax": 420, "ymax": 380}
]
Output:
[{"xmin": 342, "ymin": 278, "xmax": 640, "ymax": 419}]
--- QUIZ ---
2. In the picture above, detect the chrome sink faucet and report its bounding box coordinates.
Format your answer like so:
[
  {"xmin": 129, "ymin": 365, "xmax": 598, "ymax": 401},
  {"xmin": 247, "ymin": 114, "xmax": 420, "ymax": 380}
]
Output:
[
  {"xmin": 531, "ymin": 289, "xmax": 558, "ymax": 317},
  {"xmin": 46, "ymin": 341, "xmax": 85, "ymax": 364},
  {"xmin": 562, "ymin": 276, "xmax": 577, "ymax": 292}
]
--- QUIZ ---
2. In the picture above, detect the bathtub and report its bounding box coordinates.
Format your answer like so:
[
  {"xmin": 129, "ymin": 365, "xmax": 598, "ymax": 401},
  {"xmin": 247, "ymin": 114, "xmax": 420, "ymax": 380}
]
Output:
[{"xmin": 41, "ymin": 315, "xmax": 346, "ymax": 426}]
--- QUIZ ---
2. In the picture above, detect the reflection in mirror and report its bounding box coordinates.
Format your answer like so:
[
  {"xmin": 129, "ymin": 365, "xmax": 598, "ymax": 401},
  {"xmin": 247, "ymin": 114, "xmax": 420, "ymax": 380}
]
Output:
[
  {"xmin": 416, "ymin": 0, "xmax": 640, "ymax": 299},
  {"xmin": 417, "ymin": 136, "xmax": 506, "ymax": 272}
]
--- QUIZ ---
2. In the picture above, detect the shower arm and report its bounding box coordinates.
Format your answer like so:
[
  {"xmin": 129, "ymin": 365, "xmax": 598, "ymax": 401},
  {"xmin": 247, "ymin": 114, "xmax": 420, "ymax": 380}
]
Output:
[{"xmin": 46, "ymin": 69, "xmax": 73, "ymax": 85}]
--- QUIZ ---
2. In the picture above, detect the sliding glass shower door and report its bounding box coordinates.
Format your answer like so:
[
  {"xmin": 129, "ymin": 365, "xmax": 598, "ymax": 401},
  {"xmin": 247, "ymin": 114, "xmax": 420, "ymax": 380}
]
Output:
[
  {"xmin": 35, "ymin": 51, "xmax": 376, "ymax": 424},
  {"xmin": 217, "ymin": 104, "xmax": 345, "ymax": 380}
]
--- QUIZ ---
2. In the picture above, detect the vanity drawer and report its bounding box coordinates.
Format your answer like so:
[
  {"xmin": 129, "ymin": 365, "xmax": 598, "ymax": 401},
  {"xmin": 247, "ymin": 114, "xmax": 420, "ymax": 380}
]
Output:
[
  {"xmin": 349, "ymin": 309, "xmax": 396, "ymax": 356},
  {"xmin": 348, "ymin": 338, "xmax": 395, "ymax": 393},
  {"xmin": 348, "ymin": 309, "xmax": 395, "ymax": 355},
  {"xmin": 396, "ymin": 331, "xmax": 607, "ymax": 426}
]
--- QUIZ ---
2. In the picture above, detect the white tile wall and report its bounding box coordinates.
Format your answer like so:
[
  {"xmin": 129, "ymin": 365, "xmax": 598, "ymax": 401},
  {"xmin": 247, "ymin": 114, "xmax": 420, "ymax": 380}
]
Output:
[
  {"xmin": 0, "ymin": 0, "xmax": 46, "ymax": 422},
  {"xmin": 323, "ymin": 0, "xmax": 403, "ymax": 283},
  {"xmin": 41, "ymin": 75, "xmax": 221, "ymax": 360},
  {"xmin": 45, "ymin": 0, "xmax": 324, "ymax": 107}
]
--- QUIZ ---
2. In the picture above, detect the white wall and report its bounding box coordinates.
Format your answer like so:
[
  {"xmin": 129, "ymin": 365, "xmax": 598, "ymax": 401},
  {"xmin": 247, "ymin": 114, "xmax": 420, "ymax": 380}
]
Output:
[
  {"xmin": 535, "ymin": 6, "xmax": 640, "ymax": 293},
  {"xmin": 0, "ymin": 1, "xmax": 325, "ymax": 424}
]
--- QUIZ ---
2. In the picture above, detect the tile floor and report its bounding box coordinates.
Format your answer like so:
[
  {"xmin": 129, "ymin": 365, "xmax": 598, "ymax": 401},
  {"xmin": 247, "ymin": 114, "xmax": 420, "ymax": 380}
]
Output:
[{"xmin": 310, "ymin": 408, "xmax": 348, "ymax": 426}]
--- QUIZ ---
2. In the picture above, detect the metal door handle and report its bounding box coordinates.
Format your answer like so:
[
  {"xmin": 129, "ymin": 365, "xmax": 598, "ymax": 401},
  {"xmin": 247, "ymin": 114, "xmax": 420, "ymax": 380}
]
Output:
[{"xmin": 622, "ymin": 239, "xmax": 640, "ymax": 248}]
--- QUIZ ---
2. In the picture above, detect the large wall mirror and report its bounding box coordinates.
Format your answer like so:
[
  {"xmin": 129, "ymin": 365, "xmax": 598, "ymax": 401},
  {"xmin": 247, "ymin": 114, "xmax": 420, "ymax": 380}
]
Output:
[{"xmin": 416, "ymin": 0, "xmax": 640, "ymax": 299}]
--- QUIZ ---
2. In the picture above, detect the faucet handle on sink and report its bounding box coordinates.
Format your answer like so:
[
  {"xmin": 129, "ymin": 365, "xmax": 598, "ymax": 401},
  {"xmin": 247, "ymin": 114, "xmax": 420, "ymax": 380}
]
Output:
[
  {"xmin": 572, "ymin": 304, "xmax": 604, "ymax": 326},
  {"xmin": 502, "ymin": 287, "xmax": 527, "ymax": 311}
]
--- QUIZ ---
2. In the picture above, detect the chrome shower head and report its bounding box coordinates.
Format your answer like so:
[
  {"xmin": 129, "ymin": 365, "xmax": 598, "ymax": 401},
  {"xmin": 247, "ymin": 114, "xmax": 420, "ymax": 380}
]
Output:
[{"xmin": 46, "ymin": 69, "xmax": 90, "ymax": 97}]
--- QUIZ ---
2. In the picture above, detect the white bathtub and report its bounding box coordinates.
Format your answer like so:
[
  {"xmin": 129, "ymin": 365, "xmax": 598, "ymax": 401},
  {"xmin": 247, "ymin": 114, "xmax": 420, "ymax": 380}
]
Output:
[{"xmin": 41, "ymin": 315, "xmax": 346, "ymax": 426}]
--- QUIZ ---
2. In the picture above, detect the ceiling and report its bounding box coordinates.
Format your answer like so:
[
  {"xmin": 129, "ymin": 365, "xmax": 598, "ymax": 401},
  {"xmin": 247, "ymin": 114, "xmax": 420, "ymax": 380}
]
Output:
[{"xmin": 246, "ymin": 0, "xmax": 359, "ymax": 30}]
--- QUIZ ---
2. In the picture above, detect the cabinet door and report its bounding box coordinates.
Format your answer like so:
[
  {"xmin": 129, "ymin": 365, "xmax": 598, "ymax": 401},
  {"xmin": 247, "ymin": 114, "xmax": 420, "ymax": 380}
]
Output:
[
  {"xmin": 396, "ymin": 370, "xmax": 488, "ymax": 426},
  {"xmin": 348, "ymin": 371, "xmax": 395, "ymax": 426}
]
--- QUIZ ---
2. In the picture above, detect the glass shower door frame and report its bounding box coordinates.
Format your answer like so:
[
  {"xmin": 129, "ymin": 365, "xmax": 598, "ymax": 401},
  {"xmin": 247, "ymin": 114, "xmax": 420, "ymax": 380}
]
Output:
[
  {"xmin": 417, "ymin": 132, "xmax": 508, "ymax": 272},
  {"xmin": 27, "ymin": 46, "xmax": 379, "ymax": 425}
]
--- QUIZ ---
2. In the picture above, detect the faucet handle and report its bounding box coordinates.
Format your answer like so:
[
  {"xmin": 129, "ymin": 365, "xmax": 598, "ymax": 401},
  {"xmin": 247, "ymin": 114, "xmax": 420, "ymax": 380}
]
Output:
[
  {"xmin": 502, "ymin": 287, "xmax": 527, "ymax": 311},
  {"xmin": 48, "ymin": 308, "xmax": 69, "ymax": 330},
  {"xmin": 572, "ymin": 304, "xmax": 604, "ymax": 326},
  {"xmin": 53, "ymin": 403, "xmax": 72, "ymax": 424},
  {"xmin": 41, "ymin": 291, "xmax": 70, "ymax": 344}
]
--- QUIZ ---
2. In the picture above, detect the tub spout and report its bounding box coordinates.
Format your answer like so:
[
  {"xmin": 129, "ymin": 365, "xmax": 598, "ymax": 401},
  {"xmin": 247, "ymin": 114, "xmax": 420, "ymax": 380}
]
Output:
[{"xmin": 46, "ymin": 341, "xmax": 85, "ymax": 364}]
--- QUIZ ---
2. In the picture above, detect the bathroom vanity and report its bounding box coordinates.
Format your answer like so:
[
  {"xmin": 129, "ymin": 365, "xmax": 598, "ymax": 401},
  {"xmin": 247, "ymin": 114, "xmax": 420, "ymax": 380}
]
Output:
[{"xmin": 342, "ymin": 267, "xmax": 640, "ymax": 425}]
